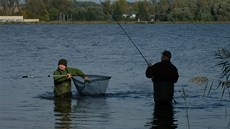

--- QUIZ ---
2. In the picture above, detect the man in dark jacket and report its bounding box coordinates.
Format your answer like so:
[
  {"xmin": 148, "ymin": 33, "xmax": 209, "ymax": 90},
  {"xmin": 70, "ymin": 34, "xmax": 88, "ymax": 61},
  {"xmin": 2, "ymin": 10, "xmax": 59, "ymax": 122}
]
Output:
[{"xmin": 146, "ymin": 50, "xmax": 179, "ymax": 103}]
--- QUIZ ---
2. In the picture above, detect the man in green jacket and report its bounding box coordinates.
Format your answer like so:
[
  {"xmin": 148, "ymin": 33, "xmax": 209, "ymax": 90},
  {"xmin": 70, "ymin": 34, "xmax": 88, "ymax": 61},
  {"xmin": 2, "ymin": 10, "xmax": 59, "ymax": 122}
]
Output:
[{"xmin": 53, "ymin": 59, "xmax": 89, "ymax": 97}]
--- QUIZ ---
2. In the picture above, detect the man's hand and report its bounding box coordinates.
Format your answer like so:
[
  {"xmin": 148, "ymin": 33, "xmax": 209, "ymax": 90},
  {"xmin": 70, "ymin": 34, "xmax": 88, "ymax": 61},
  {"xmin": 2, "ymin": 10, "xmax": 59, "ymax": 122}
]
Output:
[
  {"xmin": 67, "ymin": 74, "xmax": 72, "ymax": 79},
  {"xmin": 148, "ymin": 63, "xmax": 153, "ymax": 67},
  {"xmin": 84, "ymin": 76, "xmax": 90, "ymax": 81}
]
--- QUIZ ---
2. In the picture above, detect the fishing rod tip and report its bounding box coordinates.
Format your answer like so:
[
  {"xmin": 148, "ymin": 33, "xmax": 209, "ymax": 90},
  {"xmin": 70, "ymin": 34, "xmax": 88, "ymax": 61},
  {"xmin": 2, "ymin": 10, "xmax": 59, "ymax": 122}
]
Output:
[{"xmin": 22, "ymin": 75, "xmax": 34, "ymax": 78}]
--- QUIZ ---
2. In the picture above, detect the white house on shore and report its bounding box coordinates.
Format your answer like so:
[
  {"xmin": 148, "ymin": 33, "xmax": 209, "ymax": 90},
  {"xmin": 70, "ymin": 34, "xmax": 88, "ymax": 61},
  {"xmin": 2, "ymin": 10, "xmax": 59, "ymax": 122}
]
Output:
[
  {"xmin": 0, "ymin": 16, "xmax": 39, "ymax": 22},
  {"xmin": 122, "ymin": 14, "xmax": 136, "ymax": 19}
]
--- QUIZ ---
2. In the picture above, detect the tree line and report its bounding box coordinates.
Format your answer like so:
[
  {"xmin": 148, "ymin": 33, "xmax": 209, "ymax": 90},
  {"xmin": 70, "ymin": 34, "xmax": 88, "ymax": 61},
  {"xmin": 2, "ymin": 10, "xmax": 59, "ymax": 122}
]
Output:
[{"xmin": 0, "ymin": 0, "xmax": 230, "ymax": 22}]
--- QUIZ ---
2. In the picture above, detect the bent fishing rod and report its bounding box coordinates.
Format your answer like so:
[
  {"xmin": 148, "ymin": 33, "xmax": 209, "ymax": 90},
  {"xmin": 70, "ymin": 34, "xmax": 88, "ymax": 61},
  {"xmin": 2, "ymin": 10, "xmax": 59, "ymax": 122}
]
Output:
[{"xmin": 99, "ymin": 0, "xmax": 150, "ymax": 65}]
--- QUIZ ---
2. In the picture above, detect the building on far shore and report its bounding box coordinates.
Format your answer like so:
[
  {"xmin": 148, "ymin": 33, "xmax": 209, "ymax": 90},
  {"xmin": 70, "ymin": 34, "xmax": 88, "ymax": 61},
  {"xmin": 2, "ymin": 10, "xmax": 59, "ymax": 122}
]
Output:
[{"xmin": 0, "ymin": 16, "xmax": 39, "ymax": 22}]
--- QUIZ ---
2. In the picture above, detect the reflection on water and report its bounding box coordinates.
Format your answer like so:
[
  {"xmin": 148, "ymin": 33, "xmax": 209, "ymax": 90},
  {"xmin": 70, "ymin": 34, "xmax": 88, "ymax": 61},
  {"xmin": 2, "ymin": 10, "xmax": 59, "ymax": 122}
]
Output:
[
  {"xmin": 53, "ymin": 96, "xmax": 110, "ymax": 129},
  {"xmin": 72, "ymin": 96, "xmax": 110, "ymax": 125},
  {"xmin": 54, "ymin": 97, "xmax": 72, "ymax": 129},
  {"xmin": 147, "ymin": 103, "xmax": 177, "ymax": 129}
]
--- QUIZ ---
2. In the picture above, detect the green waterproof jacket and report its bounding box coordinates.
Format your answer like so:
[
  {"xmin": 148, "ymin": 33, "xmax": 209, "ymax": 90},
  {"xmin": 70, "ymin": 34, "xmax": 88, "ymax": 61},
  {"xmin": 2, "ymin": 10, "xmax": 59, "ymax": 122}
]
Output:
[{"xmin": 53, "ymin": 67, "xmax": 86, "ymax": 97}]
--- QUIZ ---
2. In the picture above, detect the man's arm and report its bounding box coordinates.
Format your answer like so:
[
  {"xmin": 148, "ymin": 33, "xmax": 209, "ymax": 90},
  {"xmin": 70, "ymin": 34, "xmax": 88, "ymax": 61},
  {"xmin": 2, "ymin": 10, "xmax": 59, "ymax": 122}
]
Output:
[
  {"xmin": 145, "ymin": 65, "xmax": 154, "ymax": 78},
  {"xmin": 68, "ymin": 67, "xmax": 86, "ymax": 78},
  {"xmin": 53, "ymin": 71, "xmax": 68, "ymax": 84}
]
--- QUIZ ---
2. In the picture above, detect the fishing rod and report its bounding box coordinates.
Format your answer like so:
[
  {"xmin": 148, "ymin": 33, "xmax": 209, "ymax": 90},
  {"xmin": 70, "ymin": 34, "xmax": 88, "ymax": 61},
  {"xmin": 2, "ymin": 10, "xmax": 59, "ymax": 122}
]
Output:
[
  {"xmin": 22, "ymin": 74, "xmax": 91, "ymax": 81},
  {"xmin": 99, "ymin": 0, "xmax": 150, "ymax": 65},
  {"xmin": 22, "ymin": 75, "xmax": 67, "ymax": 78}
]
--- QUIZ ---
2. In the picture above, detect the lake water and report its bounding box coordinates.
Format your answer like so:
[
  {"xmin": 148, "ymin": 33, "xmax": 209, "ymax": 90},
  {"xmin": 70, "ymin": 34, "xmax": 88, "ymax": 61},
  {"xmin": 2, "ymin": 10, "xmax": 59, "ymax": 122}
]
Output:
[{"xmin": 0, "ymin": 23, "xmax": 229, "ymax": 129}]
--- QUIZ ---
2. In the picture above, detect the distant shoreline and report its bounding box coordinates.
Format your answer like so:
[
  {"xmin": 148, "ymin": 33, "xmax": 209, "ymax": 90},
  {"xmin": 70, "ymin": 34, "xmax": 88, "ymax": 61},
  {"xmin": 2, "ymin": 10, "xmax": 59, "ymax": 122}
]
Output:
[{"xmin": 1, "ymin": 20, "xmax": 230, "ymax": 24}]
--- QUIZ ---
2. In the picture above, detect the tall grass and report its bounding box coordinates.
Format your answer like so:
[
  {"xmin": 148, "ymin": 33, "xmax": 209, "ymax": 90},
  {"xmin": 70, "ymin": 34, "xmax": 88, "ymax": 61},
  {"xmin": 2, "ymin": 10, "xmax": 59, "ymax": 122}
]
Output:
[
  {"xmin": 190, "ymin": 48, "xmax": 230, "ymax": 100},
  {"xmin": 182, "ymin": 87, "xmax": 191, "ymax": 129}
]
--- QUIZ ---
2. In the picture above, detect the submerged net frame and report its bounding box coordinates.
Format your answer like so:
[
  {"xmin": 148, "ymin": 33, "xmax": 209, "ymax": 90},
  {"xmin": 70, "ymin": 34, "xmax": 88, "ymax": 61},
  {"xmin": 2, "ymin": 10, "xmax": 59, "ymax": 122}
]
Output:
[{"xmin": 72, "ymin": 75, "xmax": 111, "ymax": 95}]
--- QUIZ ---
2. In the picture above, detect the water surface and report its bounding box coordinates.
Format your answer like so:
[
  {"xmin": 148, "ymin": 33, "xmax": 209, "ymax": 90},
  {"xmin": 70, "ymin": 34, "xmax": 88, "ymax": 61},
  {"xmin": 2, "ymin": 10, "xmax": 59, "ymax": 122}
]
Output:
[{"xmin": 0, "ymin": 24, "xmax": 229, "ymax": 129}]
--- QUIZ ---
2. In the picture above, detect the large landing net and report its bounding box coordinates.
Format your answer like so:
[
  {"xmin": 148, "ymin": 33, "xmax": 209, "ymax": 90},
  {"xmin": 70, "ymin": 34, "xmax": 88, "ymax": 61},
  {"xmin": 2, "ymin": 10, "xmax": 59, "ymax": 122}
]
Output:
[{"xmin": 72, "ymin": 75, "xmax": 111, "ymax": 95}]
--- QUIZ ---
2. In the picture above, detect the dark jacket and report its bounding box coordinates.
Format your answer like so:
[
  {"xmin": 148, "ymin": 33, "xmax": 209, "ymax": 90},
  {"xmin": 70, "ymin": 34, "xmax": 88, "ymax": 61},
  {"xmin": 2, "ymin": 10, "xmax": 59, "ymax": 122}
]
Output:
[
  {"xmin": 145, "ymin": 60, "xmax": 179, "ymax": 103},
  {"xmin": 146, "ymin": 60, "xmax": 179, "ymax": 83}
]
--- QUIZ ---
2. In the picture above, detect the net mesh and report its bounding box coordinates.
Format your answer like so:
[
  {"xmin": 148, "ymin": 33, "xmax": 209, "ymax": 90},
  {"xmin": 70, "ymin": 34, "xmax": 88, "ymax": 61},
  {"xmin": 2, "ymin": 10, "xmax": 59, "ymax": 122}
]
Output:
[{"xmin": 72, "ymin": 75, "xmax": 111, "ymax": 95}]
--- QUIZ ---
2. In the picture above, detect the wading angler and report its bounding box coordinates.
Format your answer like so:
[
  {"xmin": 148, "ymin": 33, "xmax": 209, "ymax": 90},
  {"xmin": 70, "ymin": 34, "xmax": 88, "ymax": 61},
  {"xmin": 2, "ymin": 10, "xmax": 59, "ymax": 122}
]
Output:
[{"xmin": 146, "ymin": 50, "xmax": 179, "ymax": 103}]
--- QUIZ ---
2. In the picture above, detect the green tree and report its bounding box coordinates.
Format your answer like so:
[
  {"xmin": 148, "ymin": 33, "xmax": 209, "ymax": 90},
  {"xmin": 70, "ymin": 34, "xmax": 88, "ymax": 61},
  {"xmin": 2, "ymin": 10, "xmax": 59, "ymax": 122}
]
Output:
[
  {"xmin": 196, "ymin": 0, "xmax": 214, "ymax": 21},
  {"xmin": 111, "ymin": 0, "xmax": 128, "ymax": 20},
  {"xmin": 102, "ymin": 0, "xmax": 112, "ymax": 20},
  {"xmin": 211, "ymin": 0, "xmax": 230, "ymax": 21},
  {"xmin": 0, "ymin": 0, "xmax": 20, "ymax": 15},
  {"xmin": 50, "ymin": 0, "xmax": 72, "ymax": 13},
  {"xmin": 47, "ymin": 7, "xmax": 59, "ymax": 21},
  {"xmin": 23, "ymin": 0, "xmax": 49, "ymax": 20},
  {"xmin": 135, "ymin": 0, "xmax": 151, "ymax": 21},
  {"xmin": 169, "ymin": 0, "xmax": 193, "ymax": 21},
  {"xmin": 155, "ymin": 0, "xmax": 171, "ymax": 21},
  {"xmin": 85, "ymin": 6, "xmax": 105, "ymax": 21},
  {"xmin": 4, "ymin": 0, "xmax": 230, "ymax": 22},
  {"xmin": 74, "ymin": 8, "xmax": 86, "ymax": 21},
  {"xmin": 72, "ymin": 2, "xmax": 105, "ymax": 21},
  {"xmin": 187, "ymin": 0, "xmax": 198, "ymax": 20}
]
